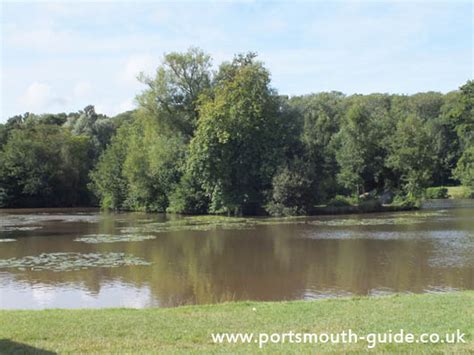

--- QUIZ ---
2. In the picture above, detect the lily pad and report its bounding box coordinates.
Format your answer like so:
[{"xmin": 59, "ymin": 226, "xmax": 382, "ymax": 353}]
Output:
[
  {"xmin": 121, "ymin": 215, "xmax": 308, "ymax": 234},
  {"xmin": 74, "ymin": 234, "xmax": 156, "ymax": 244},
  {"xmin": 308, "ymin": 215, "xmax": 436, "ymax": 227},
  {"xmin": 0, "ymin": 252, "xmax": 151, "ymax": 272}
]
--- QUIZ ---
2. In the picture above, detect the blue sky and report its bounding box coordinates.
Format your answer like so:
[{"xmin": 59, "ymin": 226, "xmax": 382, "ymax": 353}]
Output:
[{"xmin": 1, "ymin": 0, "xmax": 472, "ymax": 122}]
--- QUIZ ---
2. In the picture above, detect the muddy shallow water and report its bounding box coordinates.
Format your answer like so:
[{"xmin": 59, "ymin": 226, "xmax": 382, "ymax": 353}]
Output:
[{"xmin": 0, "ymin": 207, "xmax": 473, "ymax": 309}]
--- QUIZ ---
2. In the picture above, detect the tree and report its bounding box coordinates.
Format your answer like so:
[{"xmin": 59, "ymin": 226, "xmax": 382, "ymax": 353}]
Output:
[
  {"xmin": 90, "ymin": 49, "xmax": 211, "ymax": 211},
  {"xmin": 452, "ymin": 80, "xmax": 474, "ymax": 188},
  {"xmin": 265, "ymin": 161, "xmax": 313, "ymax": 216},
  {"xmin": 290, "ymin": 92, "xmax": 344, "ymax": 201},
  {"xmin": 65, "ymin": 105, "xmax": 115, "ymax": 157},
  {"xmin": 0, "ymin": 125, "xmax": 93, "ymax": 207},
  {"xmin": 184, "ymin": 54, "xmax": 294, "ymax": 215},
  {"xmin": 137, "ymin": 47, "xmax": 212, "ymax": 138},
  {"xmin": 121, "ymin": 116, "xmax": 186, "ymax": 212},
  {"xmin": 335, "ymin": 101, "xmax": 383, "ymax": 196},
  {"xmin": 89, "ymin": 124, "xmax": 130, "ymax": 210},
  {"xmin": 386, "ymin": 115, "xmax": 436, "ymax": 196},
  {"xmin": 453, "ymin": 146, "xmax": 474, "ymax": 188},
  {"xmin": 429, "ymin": 91, "xmax": 462, "ymax": 186}
]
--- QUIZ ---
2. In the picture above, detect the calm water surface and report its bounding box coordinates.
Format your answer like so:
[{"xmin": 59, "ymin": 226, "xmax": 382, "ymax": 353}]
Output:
[{"xmin": 0, "ymin": 206, "xmax": 473, "ymax": 309}]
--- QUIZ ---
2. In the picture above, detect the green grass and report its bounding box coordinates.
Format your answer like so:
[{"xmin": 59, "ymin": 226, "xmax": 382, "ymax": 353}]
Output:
[
  {"xmin": 445, "ymin": 186, "xmax": 473, "ymax": 199},
  {"xmin": 0, "ymin": 292, "xmax": 472, "ymax": 353}
]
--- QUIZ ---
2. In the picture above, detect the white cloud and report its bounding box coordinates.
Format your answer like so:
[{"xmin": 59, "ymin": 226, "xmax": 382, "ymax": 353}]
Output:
[
  {"xmin": 1, "ymin": 1, "xmax": 471, "ymax": 121},
  {"xmin": 118, "ymin": 98, "xmax": 136, "ymax": 112},
  {"xmin": 121, "ymin": 54, "xmax": 157, "ymax": 86},
  {"xmin": 73, "ymin": 81, "xmax": 92, "ymax": 98},
  {"xmin": 19, "ymin": 82, "xmax": 67, "ymax": 112},
  {"xmin": 95, "ymin": 97, "xmax": 137, "ymax": 117}
]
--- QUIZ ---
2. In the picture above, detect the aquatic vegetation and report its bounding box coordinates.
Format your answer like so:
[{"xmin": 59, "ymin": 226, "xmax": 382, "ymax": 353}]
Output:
[
  {"xmin": 0, "ymin": 252, "xmax": 151, "ymax": 272},
  {"xmin": 0, "ymin": 213, "xmax": 100, "ymax": 232},
  {"xmin": 119, "ymin": 211, "xmax": 451, "ymax": 234},
  {"xmin": 1, "ymin": 226, "xmax": 42, "ymax": 232},
  {"xmin": 308, "ymin": 211, "xmax": 447, "ymax": 227},
  {"xmin": 120, "ymin": 215, "xmax": 308, "ymax": 234},
  {"xmin": 308, "ymin": 217, "xmax": 426, "ymax": 227},
  {"xmin": 74, "ymin": 234, "xmax": 156, "ymax": 244}
]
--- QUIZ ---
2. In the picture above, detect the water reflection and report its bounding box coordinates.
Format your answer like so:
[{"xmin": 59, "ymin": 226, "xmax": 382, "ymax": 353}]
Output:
[{"xmin": 0, "ymin": 208, "xmax": 473, "ymax": 309}]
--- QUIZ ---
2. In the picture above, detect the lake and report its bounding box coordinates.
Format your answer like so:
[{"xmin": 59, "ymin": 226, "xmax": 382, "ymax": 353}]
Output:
[{"xmin": 0, "ymin": 206, "xmax": 473, "ymax": 309}]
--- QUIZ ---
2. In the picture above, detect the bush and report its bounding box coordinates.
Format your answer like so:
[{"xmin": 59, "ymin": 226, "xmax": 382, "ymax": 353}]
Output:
[
  {"xmin": 425, "ymin": 187, "xmax": 449, "ymax": 199},
  {"xmin": 446, "ymin": 186, "xmax": 474, "ymax": 199},
  {"xmin": 327, "ymin": 195, "xmax": 355, "ymax": 207},
  {"xmin": 166, "ymin": 173, "xmax": 209, "ymax": 215},
  {"xmin": 391, "ymin": 194, "xmax": 421, "ymax": 209},
  {"xmin": 265, "ymin": 165, "xmax": 314, "ymax": 217}
]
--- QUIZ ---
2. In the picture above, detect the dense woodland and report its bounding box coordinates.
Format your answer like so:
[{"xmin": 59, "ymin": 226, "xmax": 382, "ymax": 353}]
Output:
[{"xmin": 0, "ymin": 48, "xmax": 473, "ymax": 215}]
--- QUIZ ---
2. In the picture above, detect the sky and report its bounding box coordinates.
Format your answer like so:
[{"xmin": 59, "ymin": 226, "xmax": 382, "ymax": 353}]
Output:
[{"xmin": 1, "ymin": 0, "xmax": 472, "ymax": 122}]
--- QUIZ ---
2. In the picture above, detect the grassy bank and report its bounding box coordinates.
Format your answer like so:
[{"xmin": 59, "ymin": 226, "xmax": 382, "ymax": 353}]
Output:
[
  {"xmin": 0, "ymin": 292, "xmax": 472, "ymax": 353},
  {"xmin": 445, "ymin": 186, "xmax": 473, "ymax": 199}
]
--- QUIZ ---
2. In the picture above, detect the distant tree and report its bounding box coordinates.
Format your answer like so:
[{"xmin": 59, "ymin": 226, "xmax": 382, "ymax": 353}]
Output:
[
  {"xmin": 265, "ymin": 161, "xmax": 313, "ymax": 216},
  {"xmin": 121, "ymin": 117, "xmax": 186, "ymax": 212},
  {"xmin": 290, "ymin": 92, "xmax": 344, "ymax": 201},
  {"xmin": 429, "ymin": 91, "xmax": 462, "ymax": 185},
  {"xmin": 408, "ymin": 92, "xmax": 445, "ymax": 121},
  {"xmin": 1, "ymin": 48, "xmax": 471, "ymax": 213},
  {"xmin": 453, "ymin": 146, "xmax": 474, "ymax": 188},
  {"xmin": 65, "ymin": 105, "xmax": 114, "ymax": 157},
  {"xmin": 137, "ymin": 47, "xmax": 212, "ymax": 138},
  {"xmin": 335, "ymin": 101, "xmax": 383, "ymax": 196},
  {"xmin": 0, "ymin": 125, "xmax": 93, "ymax": 207},
  {"xmin": 386, "ymin": 115, "xmax": 436, "ymax": 196},
  {"xmin": 452, "ymin": 81, "xmax": 474, "ymax": 188},
  {"xmin": 89, "ymin": 124, "xmax": 130, "ymax": 210}
]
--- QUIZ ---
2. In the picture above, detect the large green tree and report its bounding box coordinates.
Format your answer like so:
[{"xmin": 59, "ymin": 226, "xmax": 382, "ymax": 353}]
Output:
[
  {"xmin": 453, "ymin": 81, "xmax": 474, "ymax": 188},
  {"xmin": 137, "ymin": 47, "xmax": 212, "ymax": 138},
  {"xmin": 181, "ymin": 54, "xmax": 295, "ymax": 215},
  {"xmin": 386, "ymin": 114, "xmax": 437, "ymax": 196},
  {"xmin": 335, "ymin": 100, "xmax": 386, "ymax": 196}
]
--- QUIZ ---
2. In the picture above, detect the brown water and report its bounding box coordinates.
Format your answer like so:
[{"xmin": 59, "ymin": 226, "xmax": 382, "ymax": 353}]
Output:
[{"xmin": 0, "ymin": 207, "xmax": 473, "ymax": 309}]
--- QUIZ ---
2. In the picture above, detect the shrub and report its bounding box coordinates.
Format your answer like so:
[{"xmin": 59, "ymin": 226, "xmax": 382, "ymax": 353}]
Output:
[
  {"xmin": 265, "ymin": 166, "xmax": 314, "ymax": 216},
  {"xmin": 425, "ymin": 187, "xmax": 449, "ymax": 199},
  {"xmin": 327, "ymin": 195, "xmax": 355, "ymax": 207},
  {"xmin": 391, "ymin": 194, "xmax": 421, "ymax": 209}
]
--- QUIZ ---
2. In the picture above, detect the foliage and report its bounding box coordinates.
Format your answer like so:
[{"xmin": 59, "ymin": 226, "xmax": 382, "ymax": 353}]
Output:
[
  {"xmin": 265, "ymin": 164, "xmax": 314, "ymax": 216},
  {"xmin": 0, "ymin": 49, "xmax": 471, "ymax": 214},
  {"xmin": 166, "ymin": 170, "xmax": 209, "ymax": 214},
  {"xmin": 386, "ymin": 115, "xmax": 436, "ymax": 197},
  {"xmin": 136, "ymin": 47, "xmax": 212, "ymax": 138},
  {"xmin": 390, "ymin": 194, "xmax": 422, "ymax": 209},
  {"xmin": 452, "ymin": 81, "xmax": 474, "ymax": 189},
  {"xmin": 425, "ymin": 187, "xmax": 449, "ymax": 199},
  {"xmin": 290, "ymin": 92, "xmax": 344, "ymax": 201},
  {"xmin": 335, "ymin": 99, "xmax": 387, "ymax": 196},
  {"xmin": 0, "ymin": 125, "xmax": 94, "ymax": 207},
  {"xmin": 445, "ymin": 185, "xmax": 474, "ymax": 199},
  {"xmin": 326, "ymin": 195, "xmax": 356, "ymax": 207},
  {"xmin": 89, "ymin": 124, "xmax": 130, "ymax": 210},
  {"xmin": 186, "ymin": 54, "xmax": 296, "ymax": 215}
]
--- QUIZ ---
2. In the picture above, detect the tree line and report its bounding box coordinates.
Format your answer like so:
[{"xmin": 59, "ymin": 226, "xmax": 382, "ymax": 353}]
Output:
[{"xmin": 0, "ymin": 48, "xmax": 472, "ymax": 215}]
